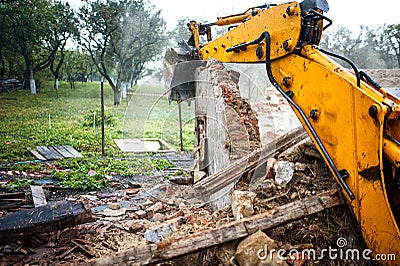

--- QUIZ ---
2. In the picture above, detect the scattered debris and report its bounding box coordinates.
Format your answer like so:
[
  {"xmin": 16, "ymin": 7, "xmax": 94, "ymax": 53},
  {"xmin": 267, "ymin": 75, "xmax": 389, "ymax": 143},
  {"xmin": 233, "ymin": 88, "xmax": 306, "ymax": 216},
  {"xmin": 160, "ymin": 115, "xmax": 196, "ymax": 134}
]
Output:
[
  {"xmin": 274, "ymin": 161, "xmax": 295, "ymax": 187},
  {"xmin": 89, "ymin": 189, "xmax": 343, "ymax": 265},
  {"xmin": 231, "ymin": 190, "xmax": 256, "ymax": 220}
]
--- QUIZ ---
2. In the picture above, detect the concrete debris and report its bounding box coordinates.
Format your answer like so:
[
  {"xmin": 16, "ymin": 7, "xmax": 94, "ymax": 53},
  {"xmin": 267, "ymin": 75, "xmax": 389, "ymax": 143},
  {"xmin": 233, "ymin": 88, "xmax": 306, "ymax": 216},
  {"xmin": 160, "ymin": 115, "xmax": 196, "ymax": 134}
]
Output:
[
  {"xmin": 274, "ymin": 161, "xmax": 295, "ymax": 187},
  {"xmin": 294, "ymin": 162, "xmax": 307, "ymax": 172},
  {"xmin": 144, "ymin": 219, "xmax": 180, "ymax": 243},
  {"xmin": 133, "ymin": 210, "xmax": 147, "ymax": 219},
  {"xmin": 193, "ymin": 170, "xmax": 206, "ymax": 183},
  {"xmin": 145, "ymin": 202, "xmax": 163, "ymax": 213},
  {"xmin": 102, "ymin": 207, "xmax": 126, "ymax": 217},
  {"xmin": 266, "ymin": 157, "xmax": 277, "ymax": 179},
  {"xmin": 235, "ymin": 230, "xmax": 288, "ymax": 266},
  {"xmin": 127, "ymin": 221, "xmax": 145, "ymax": 233},
  {"xmin": 231, "ymin": 190, "xmax": 257, "ymax": 220},
  {"xmin": 107, "ymin": 202, "xmax": 120, "ymax": 210}
]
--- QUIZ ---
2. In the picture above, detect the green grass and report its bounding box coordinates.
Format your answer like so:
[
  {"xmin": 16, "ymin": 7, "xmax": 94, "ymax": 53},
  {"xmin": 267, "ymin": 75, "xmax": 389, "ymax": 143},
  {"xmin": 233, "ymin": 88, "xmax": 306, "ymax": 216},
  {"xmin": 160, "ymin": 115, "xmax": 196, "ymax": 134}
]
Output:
[
  {"xmin": 0, "ymin": 81, "xmax": 124, "ymax": 161},
  {"xmin": 0, "ymin": 81, "xmax": 195, "ymax": 163},
  {"xmin": 0, "ymin": 81, "xmax": 188, "ymax": 190},
  {"xmin": 122, "ymin": 84, "xmax": 195, "ymax": 151}
]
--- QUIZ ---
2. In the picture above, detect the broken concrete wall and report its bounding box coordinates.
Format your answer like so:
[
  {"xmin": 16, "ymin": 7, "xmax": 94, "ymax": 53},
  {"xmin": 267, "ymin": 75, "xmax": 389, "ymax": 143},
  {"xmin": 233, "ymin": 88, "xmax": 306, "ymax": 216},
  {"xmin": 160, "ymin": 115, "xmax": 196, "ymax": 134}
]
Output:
[
  {"xmin": 194, "ymin": 60, "xmax": 261, "ymax": 177},
  {"xmin": 224, "ymin": 63, "xmax": 301, "ymax": 145}
]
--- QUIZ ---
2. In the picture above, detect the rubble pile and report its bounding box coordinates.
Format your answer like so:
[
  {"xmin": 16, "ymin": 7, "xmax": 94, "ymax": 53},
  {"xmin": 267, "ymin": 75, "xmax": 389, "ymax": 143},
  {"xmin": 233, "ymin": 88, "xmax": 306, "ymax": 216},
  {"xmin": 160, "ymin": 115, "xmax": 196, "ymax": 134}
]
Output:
[{"xmin": 2, "ymin": 64, "xmax": 392, "ymax": 265}]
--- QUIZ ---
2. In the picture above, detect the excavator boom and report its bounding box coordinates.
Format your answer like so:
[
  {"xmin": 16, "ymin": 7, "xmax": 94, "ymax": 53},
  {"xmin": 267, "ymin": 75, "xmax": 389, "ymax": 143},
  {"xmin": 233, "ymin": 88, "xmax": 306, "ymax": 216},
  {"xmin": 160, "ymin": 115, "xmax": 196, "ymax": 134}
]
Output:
[{"xmin": 164, "ymin": 0, "xmax": 400, "ymax": 260}]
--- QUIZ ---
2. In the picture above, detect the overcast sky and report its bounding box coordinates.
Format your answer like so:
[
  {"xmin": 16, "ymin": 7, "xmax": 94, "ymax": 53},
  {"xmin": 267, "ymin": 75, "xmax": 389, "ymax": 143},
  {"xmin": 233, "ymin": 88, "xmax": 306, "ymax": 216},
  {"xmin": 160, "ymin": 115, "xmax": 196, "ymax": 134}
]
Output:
[
  {"xmin": 68, "ymin": 0, "xmax": 400, "ymax": 32},
  {"xmin": 149, "ymin": 0, "xmax": 399, "ymax": 31}
]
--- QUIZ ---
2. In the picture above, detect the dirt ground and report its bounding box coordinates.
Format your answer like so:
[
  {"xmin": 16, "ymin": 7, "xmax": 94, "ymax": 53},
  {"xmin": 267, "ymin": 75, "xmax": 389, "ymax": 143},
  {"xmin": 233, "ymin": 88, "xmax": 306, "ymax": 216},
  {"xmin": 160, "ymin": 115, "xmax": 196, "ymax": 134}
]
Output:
[{"xmin": 0, "ymin": 69, "xmax": 399, "ymax": 265}]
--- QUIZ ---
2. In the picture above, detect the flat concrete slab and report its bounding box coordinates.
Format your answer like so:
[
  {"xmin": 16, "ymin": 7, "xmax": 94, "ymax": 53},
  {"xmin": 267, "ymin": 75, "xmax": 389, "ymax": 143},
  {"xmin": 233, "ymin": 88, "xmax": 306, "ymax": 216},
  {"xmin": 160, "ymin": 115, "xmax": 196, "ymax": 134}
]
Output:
[{"xmin": 114, "ymin": 138, "xmax": 175, "ymax": 153}]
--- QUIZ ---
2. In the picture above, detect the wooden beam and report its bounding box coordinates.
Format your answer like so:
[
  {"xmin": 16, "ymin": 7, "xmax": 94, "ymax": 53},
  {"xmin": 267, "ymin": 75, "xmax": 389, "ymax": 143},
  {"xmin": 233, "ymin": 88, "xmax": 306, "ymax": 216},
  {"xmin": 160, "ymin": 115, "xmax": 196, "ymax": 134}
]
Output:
[
  {"xmin": 89, "ymin": 189, "xmax": 343, "ymax": 265},
  {"xmin": 0, "ymin": 201, "xmax": 94, "ymax": 245},
  {"xmin": 194, "ymin": 127, "xmax": 308, "ymax": 197}
]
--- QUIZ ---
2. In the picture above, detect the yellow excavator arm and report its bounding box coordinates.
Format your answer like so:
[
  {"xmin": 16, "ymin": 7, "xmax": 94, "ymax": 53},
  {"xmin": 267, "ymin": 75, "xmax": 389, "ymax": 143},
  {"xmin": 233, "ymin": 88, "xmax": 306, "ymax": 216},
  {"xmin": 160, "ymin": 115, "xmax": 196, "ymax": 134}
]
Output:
[{"xmin": 166, "ymin": 0, "xmax": 400, "ymax": 260}]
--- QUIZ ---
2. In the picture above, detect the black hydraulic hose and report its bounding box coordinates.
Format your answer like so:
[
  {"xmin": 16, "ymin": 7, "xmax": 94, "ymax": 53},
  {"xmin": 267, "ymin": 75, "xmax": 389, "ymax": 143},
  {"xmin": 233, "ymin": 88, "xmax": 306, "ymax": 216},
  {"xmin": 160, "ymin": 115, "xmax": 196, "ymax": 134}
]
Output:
[
  {"xmin": 317, "ymin": 47, "xmax": 361, "ymax": 88},
  {"xmin": 261, "ymin": 31, "xmax": 356, "ymax": 200},
  {"xmin": 360, "ymin": 71, "xmax": 381, "ymax": 89},
  {"xmin": 226, "ymin": 33, "xmax": 267, "ymax": 53},
  {"xmin": 304, "ymin": 9, "xmax": 332, "ymax": 30}
]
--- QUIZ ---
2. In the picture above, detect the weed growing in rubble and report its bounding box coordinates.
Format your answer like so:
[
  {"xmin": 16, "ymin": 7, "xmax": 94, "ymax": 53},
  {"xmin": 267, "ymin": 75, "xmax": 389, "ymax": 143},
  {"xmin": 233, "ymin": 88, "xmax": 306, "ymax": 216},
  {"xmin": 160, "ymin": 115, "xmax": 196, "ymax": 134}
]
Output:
[
  {"xmin": 151, "ymin": 158, "xmax": 174, "ymax": 170},
  {"xmin": 51, "ymin": 158, "xmax": 132, "ymax": 190},
  {"xmin": 5, "ymin": 179, "xmax": 35, "ymax": 192}
]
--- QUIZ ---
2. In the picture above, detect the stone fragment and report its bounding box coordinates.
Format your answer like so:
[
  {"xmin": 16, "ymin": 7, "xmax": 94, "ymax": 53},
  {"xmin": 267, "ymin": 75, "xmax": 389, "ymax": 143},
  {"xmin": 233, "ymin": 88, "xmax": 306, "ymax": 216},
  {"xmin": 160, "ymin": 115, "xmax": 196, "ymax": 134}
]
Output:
[
  {"xmin": 152, "ymin": 213, "xmax": 165, "ymax": 222},
  {"xmin": 274, "ymin": 161, "xmax": 294, "ymax": 187},
  {"xmin": 133, "ymin": 210, "xmax": 147, "ymax": 219},
  {"xmin": 108, "ymin": 202, "xmax": 120, "ymax": 210},
  {"xmin": 266, "ymin": 157, "xmax": 277, "ymax": 179},
  {"xmin": 231, "ymin": 190, "xmax": 257, "ymax": 220},
  {"xmin": 235, "ymin": 230, "xmax": 288, "ymax": 266},
  {"xmin": 102, "ymin": 208, "xmax": 127, "ymax": 217},
  {"xmin": 294, "ymin": 162, "xmax": 307, "ymax": 172},
  {"xmin": 144, "ymin": 221, "xmax": 179, "ymax": 243},
  {"xmin": 127, "ymin": 222, "xmax": 144, "ymax": 233},
  {"xmin": 145, "ymin": 202, "xmax": 163, "ymax": 213}
]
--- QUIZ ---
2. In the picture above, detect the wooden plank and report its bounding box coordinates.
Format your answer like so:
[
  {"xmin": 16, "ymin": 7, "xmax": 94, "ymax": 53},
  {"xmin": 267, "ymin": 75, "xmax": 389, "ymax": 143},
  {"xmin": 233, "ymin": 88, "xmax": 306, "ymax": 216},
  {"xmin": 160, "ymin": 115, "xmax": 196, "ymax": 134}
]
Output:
[
  {"xmin": 0, "ymin": 192, "xmax": 25, "ymax": 200},
  {"xmin": 53, "ymin": 146, "xmax": 75, "ymax": 158},
  {"xmin": 0, "ymin": 199, "xmax": 33, "ymax": 210},
  {"xmin": 89, "ymin": 189, "xmax": 343, "ymax": 265},
  {"xmin": 27, "ymin": 147, "xmax": 46, "ymax": 160},
  {"xmin": 36, "ymin": 146, "xmax": 61, "ymax": 160},
  {"xmin": 30, "ymin": 185, "xmax": 47, "ymax": 207},
  {"xmin": 47, "ymin": 146, "xmax": 64, "ymax": 159},
  {"xmin": 62, "ymin": 145, "xmax": 83, "ymax": 158},
  {"xmin": 0, "ymin": 201, "xmax": 94, "ymax": 245}
]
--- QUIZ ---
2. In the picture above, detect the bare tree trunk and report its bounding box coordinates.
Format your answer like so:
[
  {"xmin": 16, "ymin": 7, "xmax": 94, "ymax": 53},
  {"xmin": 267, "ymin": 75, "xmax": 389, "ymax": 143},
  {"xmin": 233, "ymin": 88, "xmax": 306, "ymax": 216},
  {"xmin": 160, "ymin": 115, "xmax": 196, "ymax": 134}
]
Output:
[
  {"xmin": 113, "ymin": 89, "xmax": 121, "ymax": 105},
  {"xmin": 29, "ymin": 68, "xmax": 36, "ymax": 95},
  {"xmin": 54, "ymin": 78, "xmax": 59, "ymax": 90}
]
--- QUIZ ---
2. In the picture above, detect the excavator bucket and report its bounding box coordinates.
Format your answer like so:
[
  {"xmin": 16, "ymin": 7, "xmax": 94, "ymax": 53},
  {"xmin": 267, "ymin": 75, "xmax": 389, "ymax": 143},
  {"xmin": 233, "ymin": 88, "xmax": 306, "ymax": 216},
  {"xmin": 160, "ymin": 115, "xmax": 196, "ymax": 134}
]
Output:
[{"xmin": 163, "ymin": 42, "xmax": 204, "ymax": 104}]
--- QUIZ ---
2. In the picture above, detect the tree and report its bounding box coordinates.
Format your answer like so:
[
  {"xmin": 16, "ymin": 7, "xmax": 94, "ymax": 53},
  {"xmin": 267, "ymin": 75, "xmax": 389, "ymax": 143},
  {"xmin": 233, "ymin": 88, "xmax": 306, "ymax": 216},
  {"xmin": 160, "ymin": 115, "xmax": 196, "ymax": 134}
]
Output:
[
  {"xmin": 0, "ymin": 0, "xmax": 77, "ymax": 94},
  {"xmin": 48, "ymin": 1, "xmax": 78, "ymax": 93},
  {"xmin": 320, "ymin": 26, "xmax": 387, "ymax": 69},
  {"xmin": 380, "ymin": 24, "xmax": 400, "ymax": 68},
  {"xmin": 80, "ymin": 0, "xmax": 166, "ymax": 105}
]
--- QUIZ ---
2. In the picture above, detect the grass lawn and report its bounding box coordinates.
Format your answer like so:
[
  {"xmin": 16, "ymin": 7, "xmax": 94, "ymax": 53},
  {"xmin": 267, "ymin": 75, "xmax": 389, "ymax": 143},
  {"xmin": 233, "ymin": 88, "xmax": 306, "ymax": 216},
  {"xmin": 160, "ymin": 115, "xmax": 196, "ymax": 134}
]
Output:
[
  {"xmin": 0, "ymin": 81, "xmax": 195, "ymax": 163},
  {"xmin": 123, "ymin": 83, "xmax": 195, "ymax": 151},
  {"xmin": 0, "ymin": 81, "xmax": 194, "ymax": 191}
]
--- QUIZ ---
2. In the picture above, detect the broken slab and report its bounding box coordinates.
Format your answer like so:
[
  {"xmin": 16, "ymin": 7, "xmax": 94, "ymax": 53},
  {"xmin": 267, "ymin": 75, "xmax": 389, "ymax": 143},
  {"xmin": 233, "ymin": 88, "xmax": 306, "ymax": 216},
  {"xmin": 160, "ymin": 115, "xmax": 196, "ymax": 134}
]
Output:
[
  {"xmin": 30, "ymin": 185, "xmax": 47, "ymax": 207},
  {"xmin": 113, "ymin": 138, "xmax": 175, "ymax": 153}
]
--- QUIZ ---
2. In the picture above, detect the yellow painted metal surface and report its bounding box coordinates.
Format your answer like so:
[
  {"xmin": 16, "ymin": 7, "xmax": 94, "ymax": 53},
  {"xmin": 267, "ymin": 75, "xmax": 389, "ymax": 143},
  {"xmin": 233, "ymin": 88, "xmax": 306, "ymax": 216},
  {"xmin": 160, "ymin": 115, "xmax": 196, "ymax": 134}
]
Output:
[
  {"xmin": 269, "ymin": 46, "xmax": 400, "ymax": 259},
  {"xmin": 199, "ymin": 2, "xmax": 302, "ymax": 63},
  {"xmin": 178, "ymin": 1, "xmax": 400, "ymax": 261}
]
